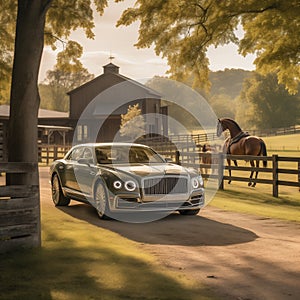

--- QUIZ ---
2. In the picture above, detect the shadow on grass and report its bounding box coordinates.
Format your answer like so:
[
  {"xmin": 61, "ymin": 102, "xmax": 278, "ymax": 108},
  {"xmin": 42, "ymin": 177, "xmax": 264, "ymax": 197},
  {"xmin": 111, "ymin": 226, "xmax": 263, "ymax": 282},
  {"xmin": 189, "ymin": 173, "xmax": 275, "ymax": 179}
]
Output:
[
  {"xmin": 58, "ymin": 203, "xmax": 258, "ymax": 247},
  {"xmin": 0, "ymin": 223, "xmax": 212, "ymax": 300}
]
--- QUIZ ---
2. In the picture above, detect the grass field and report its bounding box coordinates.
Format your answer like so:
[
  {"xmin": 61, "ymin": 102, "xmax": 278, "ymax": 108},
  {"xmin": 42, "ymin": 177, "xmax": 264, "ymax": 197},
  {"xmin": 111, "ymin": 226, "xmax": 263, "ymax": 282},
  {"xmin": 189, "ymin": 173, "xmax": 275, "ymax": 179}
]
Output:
[{"xmin": 263, "ymin": 134, "xmax": 300, "ymax": 151}]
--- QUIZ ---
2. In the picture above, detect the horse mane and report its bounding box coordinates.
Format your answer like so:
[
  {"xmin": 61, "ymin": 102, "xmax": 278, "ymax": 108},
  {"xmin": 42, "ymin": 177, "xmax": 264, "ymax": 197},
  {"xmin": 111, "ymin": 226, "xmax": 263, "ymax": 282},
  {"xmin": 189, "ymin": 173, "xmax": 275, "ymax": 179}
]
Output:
[{"xmin": 220, "ymin": 118, "xmax": 242, "ymax": 131}]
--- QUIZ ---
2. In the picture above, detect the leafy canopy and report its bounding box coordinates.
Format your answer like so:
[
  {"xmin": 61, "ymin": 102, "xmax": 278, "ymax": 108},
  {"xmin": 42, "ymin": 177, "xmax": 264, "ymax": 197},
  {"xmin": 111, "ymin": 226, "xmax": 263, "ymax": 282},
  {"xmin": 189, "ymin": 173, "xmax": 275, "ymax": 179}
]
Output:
[
  {"xmin": 0, "ymin": 0, "xmax": 108, "ymax": 103},
  {"xmin": 42, "ymin": 40, "xmax": 95, "ymax": 111},
  {"xmin": 0, "ymin": 0, "xmax": 16, "ymax": 102},
  {"xmin": 117, "ymin": 0, "xmax": 300, "ymax": 94},
  {"xmin": 236, "ymin": 73, "xmax": 300, "ymax": 129},
  {"xmin": 45, "ymin": 41, "xmax": 94, "ymax": 90}
]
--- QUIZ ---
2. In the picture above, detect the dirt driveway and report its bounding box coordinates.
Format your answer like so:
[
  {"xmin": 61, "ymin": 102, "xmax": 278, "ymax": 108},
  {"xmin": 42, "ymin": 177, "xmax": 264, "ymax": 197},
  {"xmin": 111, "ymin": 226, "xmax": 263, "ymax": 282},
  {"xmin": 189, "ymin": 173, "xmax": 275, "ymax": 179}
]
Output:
[{"xmin": 40, "ymin": 168, "xmax": 300, "ymax": 300}]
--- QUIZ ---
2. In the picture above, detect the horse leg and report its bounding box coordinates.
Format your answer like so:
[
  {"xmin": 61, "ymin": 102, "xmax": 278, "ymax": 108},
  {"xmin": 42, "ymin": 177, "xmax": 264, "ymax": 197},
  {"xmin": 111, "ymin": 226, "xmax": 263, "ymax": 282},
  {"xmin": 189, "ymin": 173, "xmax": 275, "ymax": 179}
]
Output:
[
  {"xmin": 252, "ymin": 159, "xmax": 259, "ymax": 187},
  {"xmin": 248, "ymin": 160, "xmax": 255, "ymax": 186},
  {"xmin": 227, "ymin": 159, "xmax": 232, "ymax": 184}
]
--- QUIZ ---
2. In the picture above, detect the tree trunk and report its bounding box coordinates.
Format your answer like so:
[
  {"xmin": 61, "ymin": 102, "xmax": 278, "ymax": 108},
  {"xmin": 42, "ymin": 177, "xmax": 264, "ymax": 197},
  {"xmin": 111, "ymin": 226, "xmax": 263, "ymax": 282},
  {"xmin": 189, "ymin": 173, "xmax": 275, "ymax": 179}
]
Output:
[{"xmin": 8, "ymin": 1, "xmax": 48, "ymax": 185}]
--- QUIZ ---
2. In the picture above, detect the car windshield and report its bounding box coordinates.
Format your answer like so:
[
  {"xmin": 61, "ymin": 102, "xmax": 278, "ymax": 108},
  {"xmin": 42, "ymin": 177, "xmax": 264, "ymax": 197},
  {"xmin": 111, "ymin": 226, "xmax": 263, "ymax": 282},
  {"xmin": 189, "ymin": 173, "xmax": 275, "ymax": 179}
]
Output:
[{"xmin": 95, "ymin": 145, "xmax": 165, "ymax": 164}]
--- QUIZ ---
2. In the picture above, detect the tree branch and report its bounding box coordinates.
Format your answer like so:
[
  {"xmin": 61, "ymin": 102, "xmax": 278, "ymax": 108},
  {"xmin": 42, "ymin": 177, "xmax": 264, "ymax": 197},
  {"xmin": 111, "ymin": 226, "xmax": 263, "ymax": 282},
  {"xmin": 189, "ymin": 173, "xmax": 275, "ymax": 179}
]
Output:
[{"xmin": 44, "ymin": 31, "xmax": 67, "ymax": 46}]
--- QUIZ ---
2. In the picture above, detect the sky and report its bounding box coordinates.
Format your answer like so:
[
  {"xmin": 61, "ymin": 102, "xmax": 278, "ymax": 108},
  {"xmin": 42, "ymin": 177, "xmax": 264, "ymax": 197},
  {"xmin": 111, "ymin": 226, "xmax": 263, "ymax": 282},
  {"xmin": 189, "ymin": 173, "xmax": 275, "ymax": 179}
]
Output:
[{"xmin": 39, "ymin": 0, "xmax": 256, "ymax": 83}]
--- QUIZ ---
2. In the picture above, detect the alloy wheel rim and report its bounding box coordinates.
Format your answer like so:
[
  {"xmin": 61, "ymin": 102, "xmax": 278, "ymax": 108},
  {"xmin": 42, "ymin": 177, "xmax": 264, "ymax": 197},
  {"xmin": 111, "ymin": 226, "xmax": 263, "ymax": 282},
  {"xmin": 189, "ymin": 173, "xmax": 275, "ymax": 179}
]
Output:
[
  {"xmin": 52, "ymin": 177, "xmax": 59, "ymax": 204},
  {"xmin": 96, "ymin": 184, "xmax": 106, "ymax": 216}
]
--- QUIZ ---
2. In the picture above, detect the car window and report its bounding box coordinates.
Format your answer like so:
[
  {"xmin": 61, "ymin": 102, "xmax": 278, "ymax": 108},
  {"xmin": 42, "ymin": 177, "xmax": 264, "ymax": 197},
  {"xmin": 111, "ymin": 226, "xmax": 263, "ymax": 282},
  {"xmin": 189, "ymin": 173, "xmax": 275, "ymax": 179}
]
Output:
[
  {"xmin": 82, "ymin": 148, "xmax": 93, "ymax": 160},
  {"xmin": 95, "ymin": 146, "xmax": 165, "ymax": 164},
  {"xmin": 96, "ymin": 148, "xmax": 110, "ymax": 164},
  {"xmin": 66, "ymin": 147, "xmax": 84, "ymax": 161}
]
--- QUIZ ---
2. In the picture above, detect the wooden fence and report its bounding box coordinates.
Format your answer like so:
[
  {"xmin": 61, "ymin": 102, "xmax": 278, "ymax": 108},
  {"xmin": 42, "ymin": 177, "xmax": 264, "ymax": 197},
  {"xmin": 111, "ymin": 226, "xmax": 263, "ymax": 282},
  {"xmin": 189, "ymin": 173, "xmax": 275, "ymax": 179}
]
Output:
[
  {"xmin": 159, "ymin": 150, "xmax": 300, "ymax": 198},
  {"xmin": 36, "ymin": 143, "xmax": 299, "ymax": 198},
  {"xmin": 0, "ymin": 163, "xmax": 40, "ymax": 253},
  {"xmin": 38, "ymin": 144, "xmax": 71, "ymax": 165}
]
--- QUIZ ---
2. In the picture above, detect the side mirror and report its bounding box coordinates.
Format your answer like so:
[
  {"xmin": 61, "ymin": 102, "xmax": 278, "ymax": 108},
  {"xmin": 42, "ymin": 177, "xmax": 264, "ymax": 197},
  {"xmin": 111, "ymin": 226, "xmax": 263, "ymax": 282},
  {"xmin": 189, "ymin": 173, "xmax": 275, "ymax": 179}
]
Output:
[{"xmin": 165, "ymin": 157, "xmax": 173, "ymax": 163}]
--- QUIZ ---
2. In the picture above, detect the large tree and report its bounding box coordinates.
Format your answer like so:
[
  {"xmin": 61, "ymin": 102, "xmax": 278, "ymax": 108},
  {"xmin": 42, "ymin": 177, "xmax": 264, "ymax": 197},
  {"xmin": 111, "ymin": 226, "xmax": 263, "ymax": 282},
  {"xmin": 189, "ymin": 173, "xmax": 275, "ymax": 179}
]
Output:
[
  {"xmin": 236, "ymin": 73, "xmax": 300, "ymax": 129},
  {"xmin": 117, "ymin": 0, "xmax": 300, "ymax": 94},
  {"xmin": 3, "ymin": 0, "xmax": 108, "ymax": 185},
  {"xmin": 43, "ymin": 41, "xmax": 94, "ymax": 112}
]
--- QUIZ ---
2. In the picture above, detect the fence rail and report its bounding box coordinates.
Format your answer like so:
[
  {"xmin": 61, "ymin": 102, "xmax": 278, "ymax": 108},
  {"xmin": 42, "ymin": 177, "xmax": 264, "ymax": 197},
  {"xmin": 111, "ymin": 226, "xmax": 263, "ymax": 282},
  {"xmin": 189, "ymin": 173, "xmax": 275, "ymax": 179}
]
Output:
[
  {"xmin": 0, "ymin": 163, "xmax": 40, "ymax": 253},
  {"xmin": 38, "ymin": 144, "xmax": 71, "ymax": 164},
  {"xmin": 158, "ymin": 149, "xmax": 300, "ymax": 197},
  {"xmin": 37, "ymin": 143, "xmax": 299, "ymax": 198}
]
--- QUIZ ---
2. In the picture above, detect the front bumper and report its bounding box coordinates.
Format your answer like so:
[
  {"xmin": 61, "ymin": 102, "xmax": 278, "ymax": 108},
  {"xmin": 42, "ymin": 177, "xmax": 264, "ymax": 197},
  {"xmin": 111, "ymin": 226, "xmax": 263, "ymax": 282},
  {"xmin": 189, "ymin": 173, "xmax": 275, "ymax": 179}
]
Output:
[{"xmin": 110, "ymin": 188, "xmax": 205, "ymax": 212}]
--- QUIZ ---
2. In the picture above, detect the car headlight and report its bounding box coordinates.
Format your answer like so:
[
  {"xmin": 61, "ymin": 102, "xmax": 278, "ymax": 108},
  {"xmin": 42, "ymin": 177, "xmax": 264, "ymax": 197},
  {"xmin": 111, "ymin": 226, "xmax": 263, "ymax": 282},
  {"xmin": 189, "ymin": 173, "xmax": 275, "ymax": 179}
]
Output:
[
  {"xmin": 113, "ymin": 180, "xmax": 122, "ymax": 189},
  {"xmin": 125, "ymin": 180, "xmax": 137, "ymax": 192},
  {"xmin": 191, "ymin": 176, "xmax": 203, "ymax": 189}
]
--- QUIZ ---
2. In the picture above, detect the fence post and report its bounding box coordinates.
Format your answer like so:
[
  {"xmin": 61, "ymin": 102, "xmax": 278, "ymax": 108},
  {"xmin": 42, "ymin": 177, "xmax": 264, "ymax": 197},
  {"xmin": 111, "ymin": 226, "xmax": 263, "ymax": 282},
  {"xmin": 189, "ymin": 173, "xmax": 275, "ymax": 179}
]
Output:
[
  {"xmin": 298, "ymin": 161, "xmax": 300, "ymax": 192},
  {"xmin": 175, "ymin": 150, "xmax": 181, "ymax": 165},
  {"xmin": 218, "ymin": 153, "xmax": 224, "ymax": 190},
  {"xmin": 54, "ymin": 146, "xmax": 58, "ymax": 161},
  {"xmin": 272, "ymin": 154, "xmax": 278, "ymax": 197}
]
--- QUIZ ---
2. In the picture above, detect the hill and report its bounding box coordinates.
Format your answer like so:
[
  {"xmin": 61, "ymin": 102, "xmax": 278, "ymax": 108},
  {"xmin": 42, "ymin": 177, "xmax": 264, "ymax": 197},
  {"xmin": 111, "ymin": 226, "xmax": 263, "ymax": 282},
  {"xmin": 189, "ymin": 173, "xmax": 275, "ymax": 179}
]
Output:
[{"xmin": 207, "ymin": 68, "xmax": 253, "ymax": 99}]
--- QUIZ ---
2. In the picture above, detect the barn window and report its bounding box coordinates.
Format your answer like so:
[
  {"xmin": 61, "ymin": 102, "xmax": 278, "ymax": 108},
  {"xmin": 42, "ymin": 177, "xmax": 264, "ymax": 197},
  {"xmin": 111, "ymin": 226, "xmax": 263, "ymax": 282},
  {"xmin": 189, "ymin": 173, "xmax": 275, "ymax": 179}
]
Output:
[
  {"xmin": 77, "ymin": 125, "xmax": 83, "ymax": 141},
  {"xmin": 83, "ymin": 125, "xmax": 88, "ymax": 139},
  {"xmin": 77, "ymin": 125, "xmax": 88, "ymax": 141}
]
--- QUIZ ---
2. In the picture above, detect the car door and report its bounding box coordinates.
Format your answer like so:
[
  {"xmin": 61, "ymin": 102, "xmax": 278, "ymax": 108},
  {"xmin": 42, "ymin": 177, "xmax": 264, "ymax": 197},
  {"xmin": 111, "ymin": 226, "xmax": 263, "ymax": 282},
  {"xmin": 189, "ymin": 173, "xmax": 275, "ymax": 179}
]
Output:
[
  {"xmin": 75, "ymin": 147, "xmax": 98, "ymax": 198},
  {"xmin": 64, "ymin": 146, "xmax": 84, "ymax": 192}
]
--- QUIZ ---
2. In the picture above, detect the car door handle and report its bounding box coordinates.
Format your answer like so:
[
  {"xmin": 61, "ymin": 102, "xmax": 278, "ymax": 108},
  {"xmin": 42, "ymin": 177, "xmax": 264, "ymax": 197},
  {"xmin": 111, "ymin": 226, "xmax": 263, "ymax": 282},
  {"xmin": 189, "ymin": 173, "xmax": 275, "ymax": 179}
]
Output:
[{"xmin": 90, "ymin": 171, "xmax": 96, "ymax": 176}]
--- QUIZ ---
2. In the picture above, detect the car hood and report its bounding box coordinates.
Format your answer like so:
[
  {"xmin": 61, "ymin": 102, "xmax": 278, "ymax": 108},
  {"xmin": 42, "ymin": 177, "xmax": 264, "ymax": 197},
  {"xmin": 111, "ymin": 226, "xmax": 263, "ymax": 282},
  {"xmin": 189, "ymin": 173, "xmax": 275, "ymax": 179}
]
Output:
[{"xmin": 102, "ymin": 163, "xmax": 191, "ymax": 178}]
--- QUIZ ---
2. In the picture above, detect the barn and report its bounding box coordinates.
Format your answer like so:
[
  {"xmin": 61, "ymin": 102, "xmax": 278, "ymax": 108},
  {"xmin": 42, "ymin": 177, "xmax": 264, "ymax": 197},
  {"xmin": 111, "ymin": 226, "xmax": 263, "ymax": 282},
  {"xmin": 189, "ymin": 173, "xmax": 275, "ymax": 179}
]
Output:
[
  {"xmin": 66, "ymin": 62, "xmax": 167, "ymax": 143},
  {"xmin": 0, "ymin": 63, "xmax": 168, "ymax": 161}
]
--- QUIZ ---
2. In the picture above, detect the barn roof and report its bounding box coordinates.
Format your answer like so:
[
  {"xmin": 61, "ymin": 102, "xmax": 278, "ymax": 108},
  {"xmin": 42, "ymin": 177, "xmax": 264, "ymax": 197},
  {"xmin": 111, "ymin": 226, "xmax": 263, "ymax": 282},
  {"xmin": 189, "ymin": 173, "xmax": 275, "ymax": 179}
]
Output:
[
  {"xmin": 67, "ymin": 63, "xmax": 161, "ymax": 99},
  {"xmin": 0, "ymin": 105, "xmax": 68, "ymax": 118}
]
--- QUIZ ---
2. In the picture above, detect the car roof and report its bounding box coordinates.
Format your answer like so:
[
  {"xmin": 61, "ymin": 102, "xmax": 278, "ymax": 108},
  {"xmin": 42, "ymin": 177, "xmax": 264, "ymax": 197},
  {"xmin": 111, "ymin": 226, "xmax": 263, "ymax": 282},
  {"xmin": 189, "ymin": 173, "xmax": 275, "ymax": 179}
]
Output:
[{"xmin": 71, "ymin": 142, "xmax": 151, "ymax": 149}]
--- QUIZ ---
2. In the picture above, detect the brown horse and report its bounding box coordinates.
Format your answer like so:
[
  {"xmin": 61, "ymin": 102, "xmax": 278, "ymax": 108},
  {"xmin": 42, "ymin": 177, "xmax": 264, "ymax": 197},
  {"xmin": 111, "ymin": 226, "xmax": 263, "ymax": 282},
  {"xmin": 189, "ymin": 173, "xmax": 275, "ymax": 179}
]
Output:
[
  {"xmin": 201, "ymin": 143, "xmax": 218, "ymax": 176},
  {"xmin": 216, "ymin": 118, "xmax": 267, "ymax": 187}
]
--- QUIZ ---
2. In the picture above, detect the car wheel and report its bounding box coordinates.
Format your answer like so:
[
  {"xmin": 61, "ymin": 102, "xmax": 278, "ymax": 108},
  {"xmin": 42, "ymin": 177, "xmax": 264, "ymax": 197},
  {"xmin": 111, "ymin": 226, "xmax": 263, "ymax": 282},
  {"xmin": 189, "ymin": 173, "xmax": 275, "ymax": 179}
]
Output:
[
  {"xmin": 95, "ymin": 181, "xmax": 111, "ymax": 220},
  {"xmin": 179, "ymin": 209, "xmax": 200, "ymax": 215},
  {"xmin": 52, "ymin": 174, "xmax": 70, "ymax": 206}
]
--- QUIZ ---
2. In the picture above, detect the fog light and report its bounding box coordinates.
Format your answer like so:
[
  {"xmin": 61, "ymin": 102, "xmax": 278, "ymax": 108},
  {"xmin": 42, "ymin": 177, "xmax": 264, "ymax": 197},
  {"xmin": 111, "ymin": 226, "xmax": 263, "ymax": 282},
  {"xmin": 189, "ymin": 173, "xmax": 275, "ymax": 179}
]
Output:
[
  {"xmin": 113, "ymin": 180, "xmax": 122, "ymax": 189},
  {"xmin": 125, "ymin": 180, "xmax": 137, "ymax": 191}
]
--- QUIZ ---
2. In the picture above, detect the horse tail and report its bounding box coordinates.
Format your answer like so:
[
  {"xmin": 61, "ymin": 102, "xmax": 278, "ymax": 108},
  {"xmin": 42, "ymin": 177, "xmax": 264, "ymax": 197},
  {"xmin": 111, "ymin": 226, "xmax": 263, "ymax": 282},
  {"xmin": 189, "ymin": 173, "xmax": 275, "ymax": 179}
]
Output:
[{"xmin": 260, "ymin": 140, "xmax": 268, "ymax": 167}]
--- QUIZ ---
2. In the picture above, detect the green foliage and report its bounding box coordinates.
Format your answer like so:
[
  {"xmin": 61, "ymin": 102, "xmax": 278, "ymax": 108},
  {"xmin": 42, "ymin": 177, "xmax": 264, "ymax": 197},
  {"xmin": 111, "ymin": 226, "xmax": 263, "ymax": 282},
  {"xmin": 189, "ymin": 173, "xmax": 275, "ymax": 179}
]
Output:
[
  {"xmin": 240, "ymin": 1, "xmax": 300, "ymax": 94},
  {"xmin": 0, "ymin": 0, "xmax": 16, "ymax": 103},
  {"xmin": 208, "ymin": 69, "xmax": 252, "ymax": 99},
  {"xmin": 147, "ymin": 70, "xmax": 252, "ymax": 129},
  {"xmin": 117, "ymin": 0, "xmax": 300, "ymax": 93},
  {"xmin": 236, "ymin": 73, "xmax": 300, "ymax": 129},
  {"xmin": 120, "ymin": 104, "xmax": 146, "ymax": 139},
  {"xmin": 41, "ymin": 41, "xmax": 94, "ymax": 111},
  {"xmin": 0, "ymin": 0, "xmax": 107, "ymax": 104},
  {"xmin": 208, "ymin": 94, "xmax": 236, "ymax": 119},
  {"xmin": 202, "ymin": 69, "xmax": 252, "ymax": 119}
]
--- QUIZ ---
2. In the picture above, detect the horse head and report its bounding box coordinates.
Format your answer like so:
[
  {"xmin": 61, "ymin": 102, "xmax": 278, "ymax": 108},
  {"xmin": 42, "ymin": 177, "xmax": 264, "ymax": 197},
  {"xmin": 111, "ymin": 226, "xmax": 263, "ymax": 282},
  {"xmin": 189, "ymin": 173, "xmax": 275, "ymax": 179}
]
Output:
[{"xmin": 216, "ymin": 118, "xmax": 225, "ymax": 137}]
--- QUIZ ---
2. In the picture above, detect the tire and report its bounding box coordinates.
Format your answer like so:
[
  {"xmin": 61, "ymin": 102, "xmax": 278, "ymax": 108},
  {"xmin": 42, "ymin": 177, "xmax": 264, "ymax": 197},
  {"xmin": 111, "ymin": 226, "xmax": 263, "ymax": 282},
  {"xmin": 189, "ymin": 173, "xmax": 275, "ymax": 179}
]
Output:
[
  {"xmin": 179, "ymin": 209, "xmax": 200, "ymax": 216},
  {"xmin": 95, "ymin": 181, "xmax": 111, "ymax": 220},
  {"xmin": 52, "ymin": 174, "xmax": 70, "ymax": 206}
]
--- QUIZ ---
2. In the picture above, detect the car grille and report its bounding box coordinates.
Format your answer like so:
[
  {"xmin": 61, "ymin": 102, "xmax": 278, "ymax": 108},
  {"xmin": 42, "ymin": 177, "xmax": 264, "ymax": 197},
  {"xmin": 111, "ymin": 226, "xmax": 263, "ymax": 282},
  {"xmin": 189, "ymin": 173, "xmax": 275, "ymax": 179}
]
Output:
[{"xmin": 143, "ymin": 176, "xmax": 188, "ymax": 195}]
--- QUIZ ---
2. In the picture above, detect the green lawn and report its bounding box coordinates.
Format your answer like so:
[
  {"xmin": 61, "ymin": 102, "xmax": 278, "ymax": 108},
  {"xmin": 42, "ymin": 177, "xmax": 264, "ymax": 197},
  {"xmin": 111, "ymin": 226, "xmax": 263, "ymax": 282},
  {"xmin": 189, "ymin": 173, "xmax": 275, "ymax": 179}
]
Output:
[
  {"xmin": 263, "ymin": 133, "xmax": 300, "ymax": 151},
  {"xmin": 210, "ymin": 182, "xmax": 300, "ymax": 222}
]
